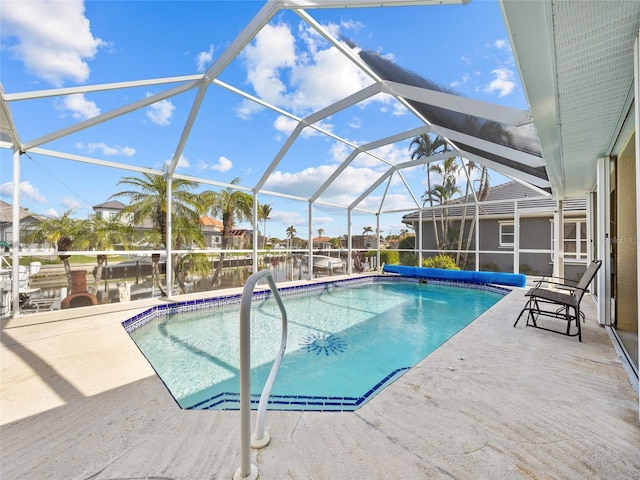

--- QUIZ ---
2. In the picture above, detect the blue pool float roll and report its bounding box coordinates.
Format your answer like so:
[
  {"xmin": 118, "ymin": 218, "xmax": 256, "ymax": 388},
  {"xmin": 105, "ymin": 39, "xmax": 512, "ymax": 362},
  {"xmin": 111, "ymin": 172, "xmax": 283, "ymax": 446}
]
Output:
[{"xmin": 382, "ymin": 264, "xmax": 526, "ymax": 287}]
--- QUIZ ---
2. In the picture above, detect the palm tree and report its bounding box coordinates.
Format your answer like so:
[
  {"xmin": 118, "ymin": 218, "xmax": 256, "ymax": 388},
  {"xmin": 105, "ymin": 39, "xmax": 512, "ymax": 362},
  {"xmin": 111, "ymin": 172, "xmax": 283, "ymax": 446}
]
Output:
[
  {"xmin": 30, "ymin": 210, "xmax": 89, "ymax": 289},
  {"xmin": 410, "ymin": 133, "xmax": 452, "ymax": 248},
  {"xmin": 201, "ymin": 178, "xmax": 253, "ymax": 286},
  {"xmin": 317, "ymin": 228, "xmax": 324, "ymax": 238},
  {"xmin": 455, "ymin": 159, "xmax": 479, "ymax": 266},
  {"xmin": 424, "ymin": 156, "xmax": 460, "ymax": 249},
  {"xmin": 85, "ymin": 214, "xmax": 133, "ymax": 294},
  {"xmin": 111, "ymin": 170, "xmax": 203, "ymax": 296},
  {"xmin": 461, "ymin": 166, "xmax": 491, "ymax": 268},
  {"xmin": 286, "ymin": 225, "xmax": 297, "ymax": 249},
  {"xmin": 172, "ymin": 214, "xmax": 207, "ymax": 293},
  {"xmin": 258, "ymin": 203, "xmax": 272, "ymax": 249},
  {"xmin": 362, "ymin": 226, "xmax": 373, "ymax": 236}
]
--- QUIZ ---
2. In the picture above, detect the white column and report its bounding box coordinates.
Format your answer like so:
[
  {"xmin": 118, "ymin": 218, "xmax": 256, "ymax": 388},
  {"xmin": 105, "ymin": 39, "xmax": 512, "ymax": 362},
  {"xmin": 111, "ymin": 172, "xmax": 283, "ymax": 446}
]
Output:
[
  {"xmin": 165, "ymin": 176, "xmax": 172, "ymax": 299},
  {"xmin": 594, "ymin": 163, "xmax": 611, "ymax": 328},
  {"xmin": 11, "ymin": 149, "xmax": 20, "ymax": 318},
  {"xmin": 553, "ymin": 200, "xmax": 565, "ymax": 279},
  {"xmin": 308, "ymin": 202, "xmax": 313, "ymax": 280},
  {"xmin": 634, "ymin": 30, "xmax": 640, "ymax": 407},
  {"xmin": 475, "ymin": 202, "xmax": 480, "ymax": 271},
  {"xmin": 513, "ymin": 200, "xmax": 520, "ymax": 273},
  {"xmin": 418, "ymin": 209, "xmax": 423, "ymax": 266},
  {"xmin": 347, "ymin": 209, "xmax": 352, "ymax": 275},
  {"xmin": 376, "ymin": 214, "xmax": 381, "ymax": 271},
  {"xmin": 253, "ymin": 194, "xmax": 259, "ymax": 274}
]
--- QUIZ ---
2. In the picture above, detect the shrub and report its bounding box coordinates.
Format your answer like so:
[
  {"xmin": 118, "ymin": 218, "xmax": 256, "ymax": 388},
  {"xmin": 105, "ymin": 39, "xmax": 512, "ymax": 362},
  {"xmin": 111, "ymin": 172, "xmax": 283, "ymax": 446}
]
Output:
[
  {"xmin": 421, "ymin": 254, "xmax": 460, "ymax": 270},
  {"xmin": 398, "ymin": 236, "xmax": 416, "ymax": 266},
  {"xmin": 379, "ymin": 250, "xmax": 400, "ymax": 265},
  {"xmin": 480, "ymin": 262, "xmax": 501, "ymax": 272},
  {"xmin": 519, "ymin": 263, "xmax": 538, "ymax": 275}
]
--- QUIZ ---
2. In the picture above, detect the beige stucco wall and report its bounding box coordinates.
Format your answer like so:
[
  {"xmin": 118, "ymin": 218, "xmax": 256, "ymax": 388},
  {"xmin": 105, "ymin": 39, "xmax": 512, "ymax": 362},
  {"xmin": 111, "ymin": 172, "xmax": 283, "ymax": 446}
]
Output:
[{"xmin": 616, "ymin": 134, "xmax": 638, "ymax": 332}]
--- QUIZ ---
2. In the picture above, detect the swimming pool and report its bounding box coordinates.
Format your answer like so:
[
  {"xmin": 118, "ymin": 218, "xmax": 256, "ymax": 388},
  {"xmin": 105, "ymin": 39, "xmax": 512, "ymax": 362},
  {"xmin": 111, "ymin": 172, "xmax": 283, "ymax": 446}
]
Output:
[{"xmin": 125, "ymin": 276, "xmax": 506, "ymax": 411}]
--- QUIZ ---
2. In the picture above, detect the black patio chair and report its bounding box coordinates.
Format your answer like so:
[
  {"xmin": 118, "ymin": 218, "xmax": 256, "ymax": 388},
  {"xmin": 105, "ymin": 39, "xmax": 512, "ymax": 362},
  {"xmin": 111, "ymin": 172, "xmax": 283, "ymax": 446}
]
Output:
[{"xmin": 513, "ymin": 259, "xmax": 602, "ymax": 342}]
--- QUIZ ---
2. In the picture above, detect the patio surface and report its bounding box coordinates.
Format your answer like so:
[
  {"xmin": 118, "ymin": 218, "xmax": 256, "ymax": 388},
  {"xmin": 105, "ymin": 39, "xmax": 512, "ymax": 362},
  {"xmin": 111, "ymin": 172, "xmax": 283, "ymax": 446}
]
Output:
[{"xmin": 1, "ymin": 277, "xmax": 639, "ymax": 479}]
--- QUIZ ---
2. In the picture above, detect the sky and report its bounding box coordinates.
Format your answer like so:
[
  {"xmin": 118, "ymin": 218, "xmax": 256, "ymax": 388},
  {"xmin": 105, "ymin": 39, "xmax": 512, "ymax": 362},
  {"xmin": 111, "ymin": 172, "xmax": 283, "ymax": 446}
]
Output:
[{"xmin": 0, "ymin": 0, "xmax": 528, "ymax": 241}]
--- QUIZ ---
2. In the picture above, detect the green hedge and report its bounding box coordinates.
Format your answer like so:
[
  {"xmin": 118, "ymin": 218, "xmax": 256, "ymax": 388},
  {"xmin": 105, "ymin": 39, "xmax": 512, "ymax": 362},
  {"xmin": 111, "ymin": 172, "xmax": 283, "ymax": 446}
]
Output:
[
  {"xmin": 421, "ymin": 254, "xmax": 460, "ymax": 270},
  {"xmin": 380, "ymin": 250, "xmax": 400, "ymax": 265}
]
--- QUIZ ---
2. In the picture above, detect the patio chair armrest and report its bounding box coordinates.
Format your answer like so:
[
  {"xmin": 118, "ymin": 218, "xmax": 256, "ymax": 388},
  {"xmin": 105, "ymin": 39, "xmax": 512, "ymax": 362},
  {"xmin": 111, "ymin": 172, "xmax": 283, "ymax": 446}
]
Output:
[{"xmin": 533, "ymin": 275, "xmax": 578, "ymax": 290}]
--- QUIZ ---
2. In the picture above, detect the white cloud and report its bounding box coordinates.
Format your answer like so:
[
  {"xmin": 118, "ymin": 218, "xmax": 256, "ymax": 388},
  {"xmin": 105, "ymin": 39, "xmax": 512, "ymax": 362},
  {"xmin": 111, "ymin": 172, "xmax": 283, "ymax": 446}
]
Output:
[
  {"xmin": 329, "ymin": 141, "xmax": 352, "ymax": 163},
  {"xmin": 348, "ymin": 117, "xmax": 362, "ymax": 130},
  {"xmin": 163, "ymin": 155, "xmax": 190, "ymax": 170},
  {"xmin": 241, "ymin": 22, "xmax": 373, "ymax": 117},
  {"xmin": 75, "ymin": 142, "xmax": 135, "ymax": 156},
  {"xmin": 273, "ymin": 114, "xmax": 333, "ymax": 138},
  {"xmin": 146, "ymin": 94, "xmax": 175, "ymax": 126},
  {"xmin": 495, "ymin": 39, "xmax": 508, "ymax": 50},
  {"xmin": 450, "ymin": 73, "xmax": 471, "ymax": 88},
  {"xmin": 273, "ymin": 115, "xmax": 299, "ymax": 136},
  {"xmin": 269, "ymin": 210, "xmax": 308, "ymax": 234},
  {"xmin": 197, "ymin": 44, "xmax": 214, "ymax": 72},
  {"xmin": 483, "ymin": 68, "xmax": 516, "ymax": 97},
  {"xmin": 234, "ymin": 99, "xmax": 264, "ymax": 120},
  {"xmin": 358, "ymin": 193, "xmax": 417, "ymax": 212},
  {"xmin": 0, "ymin": 0, "xmax": 104, "ymax": 86},
  {"xmin": 328, "ymin": 139, "xmax": 409, "ymax": 170},
  {"xmin": 0, "ymin": 181, "xmax": 46, "ymax": 203},
  {"xmin": 365, "ymin": 143, "xmax": 410, "ymax": 167},
  {"xmin": 56, "ymin": 93, "xmax": 100, "ymax": 119},
  {"xmin": 264, "ymin": 164, "xmax": 385, "ymax": 206},
  {"xmin": 206, "ymin": 156, "xmax": 233, "ymax": 172},
  {"xmin": 61, "ymin": 197, "xmax": 83, "ymax": 210},
  {"xmin": 391, "ymin": 101, "xmax": 408, "ymax": 117},
  {"xmin": 43, "ymin": 208, "xmax": 59, "ymax": 218}
]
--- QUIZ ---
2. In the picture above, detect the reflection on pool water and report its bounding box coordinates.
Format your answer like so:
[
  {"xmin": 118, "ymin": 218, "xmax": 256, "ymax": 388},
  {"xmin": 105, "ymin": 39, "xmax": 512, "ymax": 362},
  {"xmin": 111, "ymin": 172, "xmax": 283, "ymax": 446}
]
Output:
[{"xmin": 126, "ymin": 277, "xmax": 505, "ymax": 411}]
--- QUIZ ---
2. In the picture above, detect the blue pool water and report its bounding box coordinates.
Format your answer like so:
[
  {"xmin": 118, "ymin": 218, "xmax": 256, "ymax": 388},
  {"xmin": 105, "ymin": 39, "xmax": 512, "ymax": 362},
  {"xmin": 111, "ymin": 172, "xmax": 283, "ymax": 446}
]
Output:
[{"xmin": 128, "ymin": 279, "xmax": 504, "ymax": 411}]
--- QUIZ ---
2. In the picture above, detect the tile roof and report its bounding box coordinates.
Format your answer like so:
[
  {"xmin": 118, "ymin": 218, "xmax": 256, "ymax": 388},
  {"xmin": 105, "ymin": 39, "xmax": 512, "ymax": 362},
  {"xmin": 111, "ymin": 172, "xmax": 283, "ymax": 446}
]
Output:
[
  {"xmin": 0, "ymin": 200, "xmax": 47, "ymax": 223},
  {"xmin": 402, "ymin": 181, "xmax": 586, "ymax": 222}
]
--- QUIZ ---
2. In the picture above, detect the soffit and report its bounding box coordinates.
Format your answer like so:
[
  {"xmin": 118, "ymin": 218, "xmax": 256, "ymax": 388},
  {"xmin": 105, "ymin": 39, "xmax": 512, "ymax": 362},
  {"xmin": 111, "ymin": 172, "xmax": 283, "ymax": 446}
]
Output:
[{"xmin": 501, "ymin": 0, "xmax": 640, "ymax": 199}]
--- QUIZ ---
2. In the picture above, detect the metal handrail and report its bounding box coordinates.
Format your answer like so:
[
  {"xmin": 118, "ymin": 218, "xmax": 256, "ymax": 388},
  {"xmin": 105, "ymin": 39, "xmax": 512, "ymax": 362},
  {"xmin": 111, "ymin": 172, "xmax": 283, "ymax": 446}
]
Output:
[{"xmin": 234, "ymin": 269, "xmax": 288, "ymax": 480}]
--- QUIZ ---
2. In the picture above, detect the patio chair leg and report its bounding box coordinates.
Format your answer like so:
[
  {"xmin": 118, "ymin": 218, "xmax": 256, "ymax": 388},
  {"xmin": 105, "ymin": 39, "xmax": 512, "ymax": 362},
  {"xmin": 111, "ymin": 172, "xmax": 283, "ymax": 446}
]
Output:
[{"xmin": 514, "ymin": 299, "xmax": 532, "ymax": 327}]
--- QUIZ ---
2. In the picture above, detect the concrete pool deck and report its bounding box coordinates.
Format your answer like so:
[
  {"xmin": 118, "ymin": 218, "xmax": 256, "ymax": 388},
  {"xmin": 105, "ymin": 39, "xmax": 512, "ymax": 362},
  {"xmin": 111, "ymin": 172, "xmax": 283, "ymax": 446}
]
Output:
[{"xmin": 1, "ymin": 277, "xmax": 639, "ymax": 479}]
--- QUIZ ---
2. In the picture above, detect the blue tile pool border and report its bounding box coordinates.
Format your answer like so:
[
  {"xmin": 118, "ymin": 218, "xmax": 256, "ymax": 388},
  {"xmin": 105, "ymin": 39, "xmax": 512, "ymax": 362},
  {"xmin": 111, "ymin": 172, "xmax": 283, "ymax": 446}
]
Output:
[{"xmin": 185, "ymin": 366, "xmax": 412, "ymax": 412}]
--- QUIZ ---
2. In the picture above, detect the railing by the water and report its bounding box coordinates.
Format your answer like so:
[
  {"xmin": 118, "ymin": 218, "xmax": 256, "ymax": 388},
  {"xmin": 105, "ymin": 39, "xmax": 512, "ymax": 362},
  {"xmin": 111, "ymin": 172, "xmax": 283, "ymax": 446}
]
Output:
[{"xmin": 235, "ymin": 269, "xmax": 288, "ymax": 480}]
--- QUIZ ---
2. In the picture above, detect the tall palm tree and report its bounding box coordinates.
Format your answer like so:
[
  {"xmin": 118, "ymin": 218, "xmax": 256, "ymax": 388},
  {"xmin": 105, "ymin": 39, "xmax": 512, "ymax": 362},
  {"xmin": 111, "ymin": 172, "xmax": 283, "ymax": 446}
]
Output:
[
  {"xmin": 201, "ymin": 178, "xmax": 253, "ymax": 286},
  {"xmin": 362, "ymin": 226, "xmax": 373, "ymax": 236},
  {"xmin": 410, "ymin": 133, "xmax": 452, "ymax": 249},
  {"xmin": 258, "ymin": 203, "xmax": 272, "ymax": 249},
  {"xmin": 317, "ymin": 228, "xmax": 324, "ymax": 238},
  {"xmin": 461, "ymin": 166, "xmax": 491, "ymax": 268},
  {"xmin": 172, "ymin": 213, "xmax": 207, "ymax": 293},
  {"xmin": 85, "ymin": 213, "xmax": 133, "ymax": 294},
  {"xmin": 455, "ymin": 159, "xmax": 479, "ymax": 266},
  {"xmin": 425, "ymin": 156, "xmax": 460, "ymax": 249},
  {"xmin": 30, "ymin": 210, "xmax": 89, "ymax": 289},
  {"xmin": 286, "ymin": 225, "xmax": 297, "ymax": 249},
  {"xmin": 111, "ymin": 170, "xmax": 203, "ymax": 296}
]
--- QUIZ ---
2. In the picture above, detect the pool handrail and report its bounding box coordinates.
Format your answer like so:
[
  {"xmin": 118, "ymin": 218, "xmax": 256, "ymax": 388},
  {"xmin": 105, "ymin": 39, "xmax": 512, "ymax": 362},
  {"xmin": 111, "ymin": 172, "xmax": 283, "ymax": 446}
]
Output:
[{"xmin": 235, "ymin": 269, "xmax": 288, "ymax": 480}]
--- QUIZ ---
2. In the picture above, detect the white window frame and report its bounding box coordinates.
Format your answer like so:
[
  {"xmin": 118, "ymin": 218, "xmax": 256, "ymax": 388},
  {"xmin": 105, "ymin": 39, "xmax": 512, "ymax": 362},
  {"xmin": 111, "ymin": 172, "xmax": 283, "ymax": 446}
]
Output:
[
  {"xmin": 551, "ymin": 218, "xmax": 588, "ymax": 263},
  {"xmin": 499, "ymin": 221, "xmax": 514, "ymax": 247}
]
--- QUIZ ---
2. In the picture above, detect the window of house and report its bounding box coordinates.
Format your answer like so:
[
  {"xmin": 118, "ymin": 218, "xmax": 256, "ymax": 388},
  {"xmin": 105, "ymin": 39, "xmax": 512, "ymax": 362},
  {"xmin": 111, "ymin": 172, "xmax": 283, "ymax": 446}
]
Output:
[
  {"xmin": 109, "ymin": 212, "xmax": 118, "ymax": 221},
  {"xmin": 499, "ymin": 222, "xmax": 514, "ymax": 247},
  {"xmin": 551, "ymin": 219, "xmax": 587, "ymax": 262}
]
